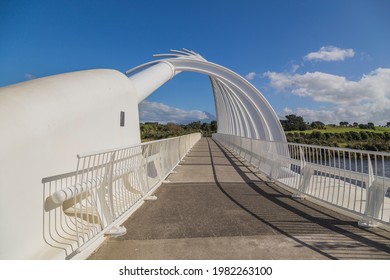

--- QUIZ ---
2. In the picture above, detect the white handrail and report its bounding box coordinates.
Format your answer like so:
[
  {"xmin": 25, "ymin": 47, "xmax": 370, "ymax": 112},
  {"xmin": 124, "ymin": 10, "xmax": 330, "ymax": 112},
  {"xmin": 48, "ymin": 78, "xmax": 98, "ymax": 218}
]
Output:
[{"xmin": 42, "ymin": 132, "xmax": 201, "ymax": 258}]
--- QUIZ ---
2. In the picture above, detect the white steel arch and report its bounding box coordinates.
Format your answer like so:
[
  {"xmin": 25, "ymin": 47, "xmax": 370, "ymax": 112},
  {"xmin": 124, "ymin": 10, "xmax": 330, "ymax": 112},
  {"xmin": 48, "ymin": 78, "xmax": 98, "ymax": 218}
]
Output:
[{"xmin": 126, "ymin": 49, "xmax": 286, "ymax": 143}]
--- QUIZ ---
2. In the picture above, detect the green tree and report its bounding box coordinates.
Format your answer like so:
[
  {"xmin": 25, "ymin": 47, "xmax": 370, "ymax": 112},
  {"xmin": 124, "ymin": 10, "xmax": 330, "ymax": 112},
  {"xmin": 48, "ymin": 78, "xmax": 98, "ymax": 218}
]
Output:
[
  {"xmin": 310, "ymin": 121, "xmax": 325, "ymax": 129},
  {"xmin": 166, "ymin": 122, "xmax": 183, "ymax": 136},
  {"xmin": 367, "ymin": 122, "xmax": 375, "ymax": 130},
  {"xmin": 186, "ymin": 121, "xmax": 201, "ymax": 130},
  {"xmin": 359, "ymin": 123, "xmax": 368, "ymax": 129},
  {"xmin": 310, "ymin": 131, "xmax": 322, "ymax": 139},
  {"xmin": 210, "ymin": 120, "xmax": 218, "ymax": 132},
  {"xmin": 201, "ymin": 122, "xmax": 211, "ymax": 136},
  {"xmin": 280, "ymin": 114, "xmax": 307, "ymax": 131},
  {"xmin": 348, "ymin": 131, "xmax": 361, "ymax": 141}
]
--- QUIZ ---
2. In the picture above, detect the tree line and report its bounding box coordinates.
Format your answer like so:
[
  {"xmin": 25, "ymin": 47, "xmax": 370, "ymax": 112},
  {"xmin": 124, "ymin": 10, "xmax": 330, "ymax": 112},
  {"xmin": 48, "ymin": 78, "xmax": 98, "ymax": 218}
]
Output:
[
  {"xmin": 140, "ymin": 115, "xmax": 390, "ymax": 152},
  {"xmin": 280, "ymin": 114, "xmax": 380, "ymax": 131},
  {"xmin": 140, "ymin": 121, "xmax": 217, "ymax": 141}
]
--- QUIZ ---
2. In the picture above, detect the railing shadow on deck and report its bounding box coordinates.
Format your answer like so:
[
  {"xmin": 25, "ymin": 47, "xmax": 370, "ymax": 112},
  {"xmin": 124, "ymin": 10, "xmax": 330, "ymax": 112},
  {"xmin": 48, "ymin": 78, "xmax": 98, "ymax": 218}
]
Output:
[{"xmin": 208, "ymin": 138, "xmax": 390, "ymax": 260}]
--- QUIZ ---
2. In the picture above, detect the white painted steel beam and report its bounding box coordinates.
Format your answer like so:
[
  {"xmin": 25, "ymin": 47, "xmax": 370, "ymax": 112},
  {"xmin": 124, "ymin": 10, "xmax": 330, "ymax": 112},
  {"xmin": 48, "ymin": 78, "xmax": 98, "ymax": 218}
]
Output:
[
  {"xmin": 128, "ymin": 61, "xmax": 176, "ymax": 103},
  {"xmin": 126, "ymin": 49, "xmax": 286, "ymax": 143}
]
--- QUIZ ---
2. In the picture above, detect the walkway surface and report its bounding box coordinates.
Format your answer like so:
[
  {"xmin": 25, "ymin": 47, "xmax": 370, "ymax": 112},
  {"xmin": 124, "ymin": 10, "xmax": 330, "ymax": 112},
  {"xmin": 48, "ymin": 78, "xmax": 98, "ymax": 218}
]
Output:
[{"xmin": 89, "ymin": 138, "xmax": 390, "ymax": 260}]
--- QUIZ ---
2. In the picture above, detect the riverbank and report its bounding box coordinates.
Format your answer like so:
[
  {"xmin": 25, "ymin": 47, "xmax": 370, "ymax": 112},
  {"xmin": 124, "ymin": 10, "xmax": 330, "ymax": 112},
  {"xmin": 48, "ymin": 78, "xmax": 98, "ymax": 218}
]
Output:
[{"xmin": 286, "ymin": 126, "xmax": 390, "ymax": 152}]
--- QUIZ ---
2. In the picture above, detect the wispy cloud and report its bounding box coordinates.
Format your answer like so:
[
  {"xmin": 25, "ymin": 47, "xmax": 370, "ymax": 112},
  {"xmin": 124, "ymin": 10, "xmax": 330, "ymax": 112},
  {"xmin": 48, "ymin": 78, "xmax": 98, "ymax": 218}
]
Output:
[
  {"xmin": 139, "ymin": 100, "xmax": 211, "ymax": 124},
  {"xmin": 265, "ymin": 68, "xmax": 390, "ymax": 124},
  {"xmin": 245, "ymin": 72, "xmax": 257, "ymax": 80},
  {"xmin": 291, "ymin": 64, "xmax": 300, "ymax": 73},
  {"xmin": 25, "ymin": 73, "xmax": 37, "ymax": 80},
  {"xmin": 304, "ymin": 46, "xmax": 355, "ymax": 62}
]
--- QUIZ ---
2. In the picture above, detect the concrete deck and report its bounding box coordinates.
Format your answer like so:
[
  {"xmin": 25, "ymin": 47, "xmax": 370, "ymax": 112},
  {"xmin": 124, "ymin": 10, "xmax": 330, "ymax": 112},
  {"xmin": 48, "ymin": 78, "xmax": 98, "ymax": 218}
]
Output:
[{"xmin": 89, "ymin": 138, "xmax": 390, "ymax": 260}]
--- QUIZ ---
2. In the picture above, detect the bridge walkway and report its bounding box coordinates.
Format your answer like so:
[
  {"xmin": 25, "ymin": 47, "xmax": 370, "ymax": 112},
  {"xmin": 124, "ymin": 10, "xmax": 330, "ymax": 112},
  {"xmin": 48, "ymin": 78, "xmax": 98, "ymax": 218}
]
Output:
[{"xmin": 89, "ymin": 137, "xmax": 390, "ymax": 259}]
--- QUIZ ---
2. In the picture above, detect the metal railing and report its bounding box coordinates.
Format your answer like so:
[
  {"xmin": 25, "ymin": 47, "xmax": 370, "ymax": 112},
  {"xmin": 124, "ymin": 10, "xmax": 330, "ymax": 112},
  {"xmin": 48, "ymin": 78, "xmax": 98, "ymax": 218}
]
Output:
[
  {"xmin": 213, "ymin": 133, "xmax": 390, "ymax": 228},
  {"xmin": 42, "ymin": 133, "xmax": 201, "ymax": 259}
]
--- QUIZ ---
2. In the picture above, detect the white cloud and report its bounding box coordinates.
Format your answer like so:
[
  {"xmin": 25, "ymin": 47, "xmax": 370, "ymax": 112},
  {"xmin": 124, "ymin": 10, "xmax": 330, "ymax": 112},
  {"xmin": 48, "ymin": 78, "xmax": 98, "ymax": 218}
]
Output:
[
  {"xmin": 279, "ymin": 105, "xmax": 390, "ymax": 125},
  {"xmin": 139, "ymin": 100, "xmax": 210, "ymax": 124},
  {"xmin": 304, "ymin": 46, "xmax": 355, "ymax": 62},
  {"xmin": 245, "ymin": 72, "xmax": 257, "ymax": 80},
  {"xmin": 265, "ymin": 68, "xmax": 390, "ymax": 104},
  {"xmin": 265, "ymin": 68, "xmax": 390, "ymax": 125}
]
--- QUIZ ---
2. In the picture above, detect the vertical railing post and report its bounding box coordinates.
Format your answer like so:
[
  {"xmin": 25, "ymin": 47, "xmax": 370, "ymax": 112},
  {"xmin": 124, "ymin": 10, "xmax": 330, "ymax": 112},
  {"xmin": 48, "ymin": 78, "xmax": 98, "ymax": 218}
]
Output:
[
  {"xmin": 178, "ymin": 136, "xmax": 182, "ymax": 161},
  {"xmin": 143, "ymin": 143, "xmax": 157, "ymax": 201},
  {"xmin": 269, "ymin": 142, "xmax": 281, "ymax": 180},
  {"xmin": 144, "ymin": 144, "xmax": 150, "ymax": 194},
  {"xmin": 358, "ymin": 157, "xmax": 386, "ymax": 228},
  {"xmin": 103, "ymin": 151, "xmax": 127, "ymax": 237},
  {"xmin": 93, "ymin": 152, "xmax": 115, "ymax": 229},
  {"xmin": 292, "ymin": 146, "xmax": 314, "ymax": 199}
]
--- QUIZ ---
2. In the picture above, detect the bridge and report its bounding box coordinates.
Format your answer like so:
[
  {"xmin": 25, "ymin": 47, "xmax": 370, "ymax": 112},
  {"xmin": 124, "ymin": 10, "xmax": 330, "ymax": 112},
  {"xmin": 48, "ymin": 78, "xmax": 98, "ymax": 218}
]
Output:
[
  {"xmin": 88, "ymin": 137, "xmax": 390, "ymax": 260},
  {"xmin": 0, "ymin": 49, "xmax": 389, "ymax": 259}
]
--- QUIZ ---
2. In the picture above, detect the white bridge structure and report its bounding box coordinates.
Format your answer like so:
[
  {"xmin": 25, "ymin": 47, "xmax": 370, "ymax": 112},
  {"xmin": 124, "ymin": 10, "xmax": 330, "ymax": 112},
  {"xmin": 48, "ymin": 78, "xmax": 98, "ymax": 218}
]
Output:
[{"xmin": 0, "ymin": 49, "xmax": 389, "ymax": 259}]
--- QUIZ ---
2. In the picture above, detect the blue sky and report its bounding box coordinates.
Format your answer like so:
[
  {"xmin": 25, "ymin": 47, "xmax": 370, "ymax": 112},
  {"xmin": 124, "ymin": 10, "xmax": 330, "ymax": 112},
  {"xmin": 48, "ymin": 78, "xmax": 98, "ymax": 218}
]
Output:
[{"xmin": 1, "ymin": 0, "xmax": 390, "ymax": 124}]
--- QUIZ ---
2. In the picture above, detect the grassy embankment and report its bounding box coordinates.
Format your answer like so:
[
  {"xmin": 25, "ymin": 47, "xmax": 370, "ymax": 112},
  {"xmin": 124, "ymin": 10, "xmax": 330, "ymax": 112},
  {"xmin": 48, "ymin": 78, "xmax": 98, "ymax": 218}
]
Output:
[
  {"xmin": 286, "ymin": 126, "xmax": 390, "ymax": 152},
  {"xmin": 289, "ymin": 126, "xmax": 390, "ymax": 134}
]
